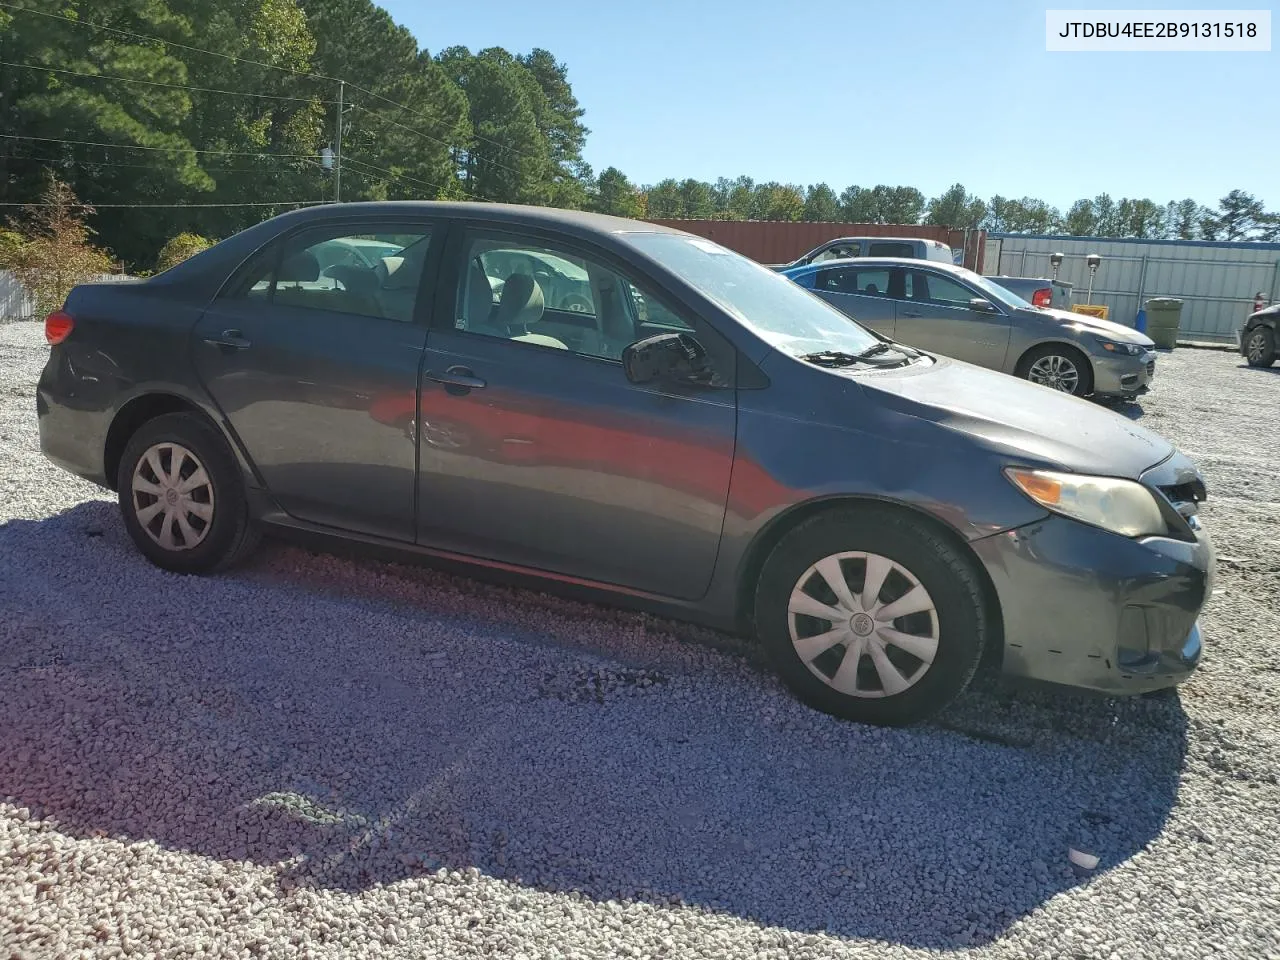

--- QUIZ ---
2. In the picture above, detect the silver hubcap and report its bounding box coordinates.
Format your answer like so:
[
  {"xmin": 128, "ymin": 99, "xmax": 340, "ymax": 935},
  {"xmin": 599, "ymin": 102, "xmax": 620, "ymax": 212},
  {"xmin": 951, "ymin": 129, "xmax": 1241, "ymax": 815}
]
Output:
[
  {"xmin": 131, "ymin": 442, "xmax": 215, "ymax": 551},
  {"xmin": 788, "ymin": 552, "xmax": 940, "ymax": 699},
  {"xmin": 1247, "ymin": 331, "xmax": 1267, "ymax": 361},
  {"xmin": 1028, "ymin": 355, "xmax": 1080, "ymax": 393}
]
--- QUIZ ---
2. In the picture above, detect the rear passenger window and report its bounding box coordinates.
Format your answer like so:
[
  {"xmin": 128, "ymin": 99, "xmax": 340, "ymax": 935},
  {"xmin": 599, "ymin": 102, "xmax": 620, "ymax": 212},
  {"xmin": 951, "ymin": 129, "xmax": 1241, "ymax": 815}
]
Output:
[
  {"xmin": 226, "ymin": 226, "xmax": 433, "ymax": 323},
  {"xmin": 868, "ymin": 241, "xmax": 915, "ymax": 257},
  {"xmin": 815, "ymin": 267, "xmax": 891, "ymax": 296}
]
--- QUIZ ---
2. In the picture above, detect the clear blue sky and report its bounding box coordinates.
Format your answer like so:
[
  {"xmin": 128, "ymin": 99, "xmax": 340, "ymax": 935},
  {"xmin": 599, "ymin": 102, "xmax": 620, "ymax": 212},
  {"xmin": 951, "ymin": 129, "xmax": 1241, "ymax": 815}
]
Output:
[{"xmin": 379, "ymin": 0, "xmax": 1277, "ymax": 212}]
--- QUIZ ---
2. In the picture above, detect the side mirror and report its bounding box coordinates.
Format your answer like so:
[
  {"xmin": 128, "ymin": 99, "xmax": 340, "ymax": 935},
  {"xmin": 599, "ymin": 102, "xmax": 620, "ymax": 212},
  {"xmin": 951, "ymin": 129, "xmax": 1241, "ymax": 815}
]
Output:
[
  {"xmin": 622, "ymin": 332, "xmax": 713, "ymax": 385},
  {"xmin": 968, "ymin": 297, "xmax": 997, "ymax": 313}
]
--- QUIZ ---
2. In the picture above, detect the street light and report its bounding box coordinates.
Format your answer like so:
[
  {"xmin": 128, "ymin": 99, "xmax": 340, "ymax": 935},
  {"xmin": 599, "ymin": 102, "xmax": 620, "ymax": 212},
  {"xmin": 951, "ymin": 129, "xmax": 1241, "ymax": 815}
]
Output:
[
  {"xmin": 1049, "ymin": 251, "xmax": 1064, "ymax": 282},
  {"xmin": 1085, "ymin": 253, "xmax": 1102, "ymax": 305}
]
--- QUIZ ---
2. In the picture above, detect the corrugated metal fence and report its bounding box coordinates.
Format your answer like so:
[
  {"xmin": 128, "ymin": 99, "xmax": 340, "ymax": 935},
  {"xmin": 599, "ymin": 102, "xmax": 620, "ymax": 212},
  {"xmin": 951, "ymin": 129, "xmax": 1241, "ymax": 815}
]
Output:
[
  {"xmin": 983, "ymin": 234, "xmax": 1280, "ymax": 342},
  {"xmin": 645, "ymin": 220, "xmax": 988, "ymax": 272},
  {"xmin": 1, "ymin": 270, "xmax": 134, "ymax": 320}
]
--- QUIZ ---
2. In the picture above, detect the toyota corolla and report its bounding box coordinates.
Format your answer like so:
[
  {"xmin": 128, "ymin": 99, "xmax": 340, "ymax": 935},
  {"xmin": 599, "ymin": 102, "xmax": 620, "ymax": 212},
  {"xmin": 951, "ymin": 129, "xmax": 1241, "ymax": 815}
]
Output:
[{"xmin": 37, "ymin": 202, "xmax": 1214, "ymax": 726}]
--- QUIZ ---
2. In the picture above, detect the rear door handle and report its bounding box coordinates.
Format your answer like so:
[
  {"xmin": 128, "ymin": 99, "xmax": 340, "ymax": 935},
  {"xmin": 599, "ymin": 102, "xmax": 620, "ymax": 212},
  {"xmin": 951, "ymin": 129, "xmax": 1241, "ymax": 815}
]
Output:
[
  {"xmin": 202, "ymin": 329, "xmax": 252, "ymax": 350},
  {"xmin": 900, "ymin": 311, "xmax": 923, "ymax": 318},
  {"xmin": 424, "ymin": 365, "xmax": 487, "ymax": 393}
]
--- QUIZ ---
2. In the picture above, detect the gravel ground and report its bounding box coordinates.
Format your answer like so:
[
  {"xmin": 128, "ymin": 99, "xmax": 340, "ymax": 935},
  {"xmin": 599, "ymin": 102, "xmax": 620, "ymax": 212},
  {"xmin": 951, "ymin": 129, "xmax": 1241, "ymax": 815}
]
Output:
[{"xmin": 2, "ymin": 318, "xmax": 1279, "ymax": 959}]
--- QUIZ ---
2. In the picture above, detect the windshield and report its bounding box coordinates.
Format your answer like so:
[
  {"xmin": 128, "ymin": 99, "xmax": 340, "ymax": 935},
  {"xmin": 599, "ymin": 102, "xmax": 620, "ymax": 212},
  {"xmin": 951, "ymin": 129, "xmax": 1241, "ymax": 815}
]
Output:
[
  {"xmin": 962, "ymin": 270, "xmax": 1036, "ymax": 310},
  {"xmin": 622, "ymin": 232, "xmax": 883, "ymax": 357}
]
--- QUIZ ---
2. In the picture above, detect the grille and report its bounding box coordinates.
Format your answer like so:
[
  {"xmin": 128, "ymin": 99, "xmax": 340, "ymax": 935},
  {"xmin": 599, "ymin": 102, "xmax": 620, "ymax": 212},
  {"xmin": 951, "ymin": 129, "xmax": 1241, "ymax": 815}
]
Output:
[{"xmin": 1147, "ymin": 360, "xmax": 1155, "ymax": 376}]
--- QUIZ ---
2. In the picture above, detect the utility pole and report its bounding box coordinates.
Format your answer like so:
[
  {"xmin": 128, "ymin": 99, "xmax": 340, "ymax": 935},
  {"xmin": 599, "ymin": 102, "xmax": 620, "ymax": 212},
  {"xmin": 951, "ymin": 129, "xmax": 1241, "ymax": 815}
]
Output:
[{"xmin": 332, "ymin": 79, "xmax": 344, "ymax": 204}]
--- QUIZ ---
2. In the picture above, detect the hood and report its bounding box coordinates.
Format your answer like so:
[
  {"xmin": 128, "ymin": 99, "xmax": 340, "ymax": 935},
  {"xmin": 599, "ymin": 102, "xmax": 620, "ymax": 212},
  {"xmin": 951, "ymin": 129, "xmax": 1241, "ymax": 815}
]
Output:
[
  {"xmin": 861, "ymin": 356, "xmax": 1174, "ymax": 479},
  {"xmin": 1250, "ymin": 303, "xmax": 1280, "ymax": 320},
  {"xmin": 1036, "ymin": 307, "xmax": 1155, "ymax": 346}
]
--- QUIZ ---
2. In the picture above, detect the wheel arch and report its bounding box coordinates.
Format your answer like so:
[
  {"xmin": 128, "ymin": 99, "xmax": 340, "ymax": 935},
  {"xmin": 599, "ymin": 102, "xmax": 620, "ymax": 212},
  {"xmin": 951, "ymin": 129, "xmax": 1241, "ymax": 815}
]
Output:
[
  {"xmin": 734, "ymin": 496, "xmax": 1005, "ymax": 667},
  {"xmin": 1013, "ymin": 339, "xmax": 1093, "ymax": 376},
  {"xmin": 104, "ymin": 392, "xmax": 246, "ymax": 492}
]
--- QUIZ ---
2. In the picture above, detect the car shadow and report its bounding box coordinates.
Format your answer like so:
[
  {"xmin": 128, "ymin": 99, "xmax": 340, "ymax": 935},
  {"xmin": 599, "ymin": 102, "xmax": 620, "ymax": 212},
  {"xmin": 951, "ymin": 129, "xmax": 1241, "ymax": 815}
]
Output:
[{"xmin": 0, "ymin": 501, "xmax": 1190, "ymax": 950}]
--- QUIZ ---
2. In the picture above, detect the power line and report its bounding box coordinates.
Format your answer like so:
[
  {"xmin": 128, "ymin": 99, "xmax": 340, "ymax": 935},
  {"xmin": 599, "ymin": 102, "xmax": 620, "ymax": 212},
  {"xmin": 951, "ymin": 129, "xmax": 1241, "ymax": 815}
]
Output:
[
  {"xmin": 0, "ymin": 2, "xmax": 335, "ymax": 84},
  {"xmin": 1, "ymin": 60, "xmax": 336, "ymax": 104},
  {"xmin": 0, "ymin": 2, "xmax": 549, "ymax": 166},
  {"xmin": 9, "ymin": 151, "xmax": 325, "ymax": 175},
  {"xmin": 0, "ymin": 199, "xmax": 325, "ymax": 207},
  {"xmin": 341, "ymin": 155, "xmax": 448, "ymax": 194},
  {"xmin": 1, "ymin": 133, "xmax": 322, "ymax": 160},
  {"xmin": 351, "ymin": 104, "xmax": 531, "ymax": 182}
]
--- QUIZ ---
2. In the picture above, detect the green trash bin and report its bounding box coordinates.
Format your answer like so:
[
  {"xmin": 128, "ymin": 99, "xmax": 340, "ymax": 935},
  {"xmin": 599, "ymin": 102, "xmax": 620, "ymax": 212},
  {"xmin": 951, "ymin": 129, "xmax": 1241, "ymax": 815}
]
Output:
[{"xmin": 1144, "ymin": 297, "xmax": 1183, "ymax": 349}]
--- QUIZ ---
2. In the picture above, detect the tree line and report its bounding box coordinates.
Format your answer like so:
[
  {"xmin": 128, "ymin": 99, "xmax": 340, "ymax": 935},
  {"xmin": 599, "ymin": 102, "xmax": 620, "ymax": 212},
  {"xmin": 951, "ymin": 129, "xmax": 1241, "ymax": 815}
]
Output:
[{"xmin": 1, "ymin": 0, "xmax": 1276, "ymax": 274}]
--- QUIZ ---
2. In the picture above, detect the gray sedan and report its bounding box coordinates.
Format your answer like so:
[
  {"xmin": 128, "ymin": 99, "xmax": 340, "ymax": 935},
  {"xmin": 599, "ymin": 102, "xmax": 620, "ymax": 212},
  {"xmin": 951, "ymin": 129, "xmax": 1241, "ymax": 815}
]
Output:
[
  {"xmin": 37, "ymin": 202, "xmax": 1212, "ymax": 726},
  {"xmin": 781, "ymin": 258, "xmax": 1157, "ymax": 400}
]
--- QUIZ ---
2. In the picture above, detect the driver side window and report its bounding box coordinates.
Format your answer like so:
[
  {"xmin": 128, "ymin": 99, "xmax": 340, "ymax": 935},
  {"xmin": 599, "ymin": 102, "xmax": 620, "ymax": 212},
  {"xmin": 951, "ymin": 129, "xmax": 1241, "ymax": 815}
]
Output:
[{"xmin": 454, "ymin": 233, "xmax": 695, "ymax": 362}]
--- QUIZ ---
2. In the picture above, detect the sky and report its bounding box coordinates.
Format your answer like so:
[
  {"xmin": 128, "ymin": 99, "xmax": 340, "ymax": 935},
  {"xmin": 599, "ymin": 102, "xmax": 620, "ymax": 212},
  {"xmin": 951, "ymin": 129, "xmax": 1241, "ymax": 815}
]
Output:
[{"xmin": 378, "ymin": 0, "xmax": 1278, "ymax": 212}]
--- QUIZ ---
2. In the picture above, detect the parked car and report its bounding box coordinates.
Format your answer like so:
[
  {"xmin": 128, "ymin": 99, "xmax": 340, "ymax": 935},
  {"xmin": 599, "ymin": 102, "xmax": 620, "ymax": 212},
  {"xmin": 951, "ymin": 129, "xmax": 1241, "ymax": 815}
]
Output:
[
  {"xmin": 37, "ymin": 202, "xmax": 1213, "ymax": 727},
  {"xmin": 984, "ymin": 275, "xmax": 1073, "ymax": 311},
  {"xmin": 1239, "ymin": 300, "xmax": 1278, "ymax": 367},
  {"xmin": 781, "ymin": 257, "xmax": 1157, "ymax": 401},
  {"xmin": 768, "ymin": 236, "xmax": 954, "ymax": 271}
]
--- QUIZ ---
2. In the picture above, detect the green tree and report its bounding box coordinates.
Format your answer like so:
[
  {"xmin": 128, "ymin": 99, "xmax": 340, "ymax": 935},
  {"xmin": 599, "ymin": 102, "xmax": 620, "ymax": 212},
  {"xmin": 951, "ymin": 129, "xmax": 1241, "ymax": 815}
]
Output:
[
  {"xmin": 802, "ymin": 183, "xmax": 840, "ymax": 221},
  {"xmin": 593, "ymin": 166, "xmax": 642, "ymax": 218},
  {"xmin": 1214, "ymin": 189, "xmax": 1267, "ymax": 240},
  {"xmin": 838, "ymin": 185, "xmax": 876, "ymax": 222},
  {"xmin": 925, "ymin": 183, "xmax": 985, "ymax": 229},
  {"xmin": 155, "ymin": 231, "xmax": 212, "ymax": 272},
  {"xmin": 678, "ymin": 179, "xmax": 715, "ymax": 219},
  {"xmin": 645, "ymin": 178, "xmax": 683, "ymax": 218},
  {"xmin": 1063, "ymin": 199, "xmax": 1097, "ymax": 236}
]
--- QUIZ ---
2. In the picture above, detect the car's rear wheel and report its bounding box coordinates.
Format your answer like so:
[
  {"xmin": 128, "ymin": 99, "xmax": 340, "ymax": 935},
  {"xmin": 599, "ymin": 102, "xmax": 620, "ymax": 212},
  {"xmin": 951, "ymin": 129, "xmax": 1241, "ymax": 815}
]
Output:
[
  {"xmin": 754, "ymin": 509, "xmax": 988, "ymax": 726},
  {"xmin": 1018, "ymin": 344, "xmax": 1093, "ymax": 397},
  {"xmin": 116, "ymin": 412, "xmax": 260, "ymax": 574},
  {"xmin": 1245, "ymin": 326, "xmax": 1277, "ymax": 368}
]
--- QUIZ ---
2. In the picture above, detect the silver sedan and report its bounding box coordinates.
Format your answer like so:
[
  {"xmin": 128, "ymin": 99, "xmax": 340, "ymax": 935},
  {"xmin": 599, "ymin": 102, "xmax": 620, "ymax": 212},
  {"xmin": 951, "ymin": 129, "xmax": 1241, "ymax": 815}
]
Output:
[{"xmin": 782, "ymin": 257, "xmax": 1157, "ymax": 400}]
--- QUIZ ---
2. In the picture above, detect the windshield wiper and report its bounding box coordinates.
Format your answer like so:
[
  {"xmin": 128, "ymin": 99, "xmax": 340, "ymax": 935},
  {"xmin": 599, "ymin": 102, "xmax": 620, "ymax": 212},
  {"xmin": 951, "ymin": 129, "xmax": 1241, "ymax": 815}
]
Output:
[{"xmin": 799, "ymin": 342, "xmax": 915, "ymax": 368}]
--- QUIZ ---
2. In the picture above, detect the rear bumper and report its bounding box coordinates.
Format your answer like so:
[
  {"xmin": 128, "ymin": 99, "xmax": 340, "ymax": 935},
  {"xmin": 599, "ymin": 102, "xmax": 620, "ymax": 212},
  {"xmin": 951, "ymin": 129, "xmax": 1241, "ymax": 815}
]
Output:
[
  {"xmin": 972, "ymin": 512, "xmax": 1213, "ymax": 695},
  {"xmin": 1092, "ymin": 349, "xmax": 1156, "ymax": 398}
]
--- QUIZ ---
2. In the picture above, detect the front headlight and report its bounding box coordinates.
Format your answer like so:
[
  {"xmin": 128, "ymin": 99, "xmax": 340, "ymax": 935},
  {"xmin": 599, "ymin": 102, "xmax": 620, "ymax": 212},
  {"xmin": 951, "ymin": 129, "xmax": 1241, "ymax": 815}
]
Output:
[
  {"xmin": 1004, "ymin": 467, "xmax": 1168, "ymax": 538},
  {"xmin": 1093, "ymin": 337, "xmax": 1143, "ymax": 356}
]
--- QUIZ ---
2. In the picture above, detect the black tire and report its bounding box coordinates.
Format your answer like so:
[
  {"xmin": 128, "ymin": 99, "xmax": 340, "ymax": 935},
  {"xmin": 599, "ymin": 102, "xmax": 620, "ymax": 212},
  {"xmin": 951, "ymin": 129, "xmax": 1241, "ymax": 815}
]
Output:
[
  {"xmin": 1016, "ymin": 343, "xmax": 1094, "ymax": 397},
  {"xmin": 1244, "ymin": 325, "xmax": 1277, "ymax": 368},
  {"xmin": 753, "ymin": 508, "xmax": 988, "ymax": 726},
  {"xmin": 116, "ymin": 411, "xmax": 260, "ymax": 574}
]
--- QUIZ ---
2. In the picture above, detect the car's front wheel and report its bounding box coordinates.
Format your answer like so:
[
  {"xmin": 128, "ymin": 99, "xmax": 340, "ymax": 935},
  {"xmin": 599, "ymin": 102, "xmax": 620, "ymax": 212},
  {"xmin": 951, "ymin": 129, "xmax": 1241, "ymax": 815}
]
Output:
[
  {"xmin": 1245, "ymin": 325, "xmax": 1277, "ymax": 368},
  {"xmin": 116, "ymin": 412, "xmax": 260, "ymax": 574},
  {"xmin": 754, "ymin": 509, "xmax": 988, "ymax": 726},
  {"xmin": 1018, "ymin": 344, "xmax": 1093, "ymax": 397}
]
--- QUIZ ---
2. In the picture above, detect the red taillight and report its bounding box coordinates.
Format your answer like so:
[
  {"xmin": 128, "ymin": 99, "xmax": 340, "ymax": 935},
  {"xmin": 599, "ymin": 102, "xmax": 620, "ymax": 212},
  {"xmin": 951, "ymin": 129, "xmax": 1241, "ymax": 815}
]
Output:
[
  {"xmin": 1032, "ymin": 288, "xmax": 1052, "ymax": 308},
  {"xmin": 45, "ymin": 310, "xmax": 74, "ymax": 345}
]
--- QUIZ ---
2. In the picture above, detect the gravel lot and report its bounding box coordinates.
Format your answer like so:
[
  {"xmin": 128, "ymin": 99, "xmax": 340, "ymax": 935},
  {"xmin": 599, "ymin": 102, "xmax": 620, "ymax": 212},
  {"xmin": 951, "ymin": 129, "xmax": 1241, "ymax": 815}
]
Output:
[{"xmin": 3, "ymin": 318, "xmax": 1279, "ymax": 959}]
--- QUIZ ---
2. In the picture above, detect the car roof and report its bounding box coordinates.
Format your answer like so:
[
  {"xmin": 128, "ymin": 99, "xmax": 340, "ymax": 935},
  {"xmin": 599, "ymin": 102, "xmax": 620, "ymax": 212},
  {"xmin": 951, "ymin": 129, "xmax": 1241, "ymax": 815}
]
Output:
[
  {"xmin": 266, "ymin": 200, "xmax": 684, "ymax": 238},
  {"xmin": 787, "ymin": 257, "xmax": 972, "ymax": 274}
]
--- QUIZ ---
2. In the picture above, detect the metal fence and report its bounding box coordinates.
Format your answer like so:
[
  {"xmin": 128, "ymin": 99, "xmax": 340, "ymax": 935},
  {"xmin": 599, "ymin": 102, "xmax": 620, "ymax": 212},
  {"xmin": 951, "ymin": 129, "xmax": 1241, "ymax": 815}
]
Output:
[
  {"xmin": 0, "ymin": 270, "xmax": 134, "ymax": 320},
  {"xmin": 983, "ymin": 234, "xmax": 1280, "ymax": 343}
]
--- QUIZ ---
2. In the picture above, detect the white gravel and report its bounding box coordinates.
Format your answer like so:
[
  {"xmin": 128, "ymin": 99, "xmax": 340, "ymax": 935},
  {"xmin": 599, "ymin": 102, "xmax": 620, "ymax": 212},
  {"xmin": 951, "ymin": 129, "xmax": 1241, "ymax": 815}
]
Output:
[{"xmin": 3, "ymin": 317, "xmax": 1280, "ymax": 959}]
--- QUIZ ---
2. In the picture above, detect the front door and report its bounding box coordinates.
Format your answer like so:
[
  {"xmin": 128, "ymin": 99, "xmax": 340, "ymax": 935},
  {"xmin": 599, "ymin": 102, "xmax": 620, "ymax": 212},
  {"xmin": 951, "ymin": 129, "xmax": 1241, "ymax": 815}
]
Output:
[
  {"xmin": 810, "ymin": 264, "xmax": 897, "ymax": 336},
  {"xmin": 192, "ymin": 219, "xmax": 439, "ymax": 542},
  {"xmin": 414, "ymin": 226, "xmax": 737, "ymax": 601},
  {"xmin": 891, "ymin": 268, "xmax": 1013, "ymax": 368}
]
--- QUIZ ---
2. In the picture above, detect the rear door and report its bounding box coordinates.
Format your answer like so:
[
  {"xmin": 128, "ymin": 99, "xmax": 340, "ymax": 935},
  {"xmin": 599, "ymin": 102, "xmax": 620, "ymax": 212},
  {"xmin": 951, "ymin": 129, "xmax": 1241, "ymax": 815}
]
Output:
[
  {"xmin": 809, "ymin": 264, "xmax": 897, "ymax": 336},
  {"xmin": 192, "ymin": 217, "xmax": 442, "ymax": 542},
  {"xmin": 891, "ymin": 268, "xmax": 1013, "ymax": 368}
]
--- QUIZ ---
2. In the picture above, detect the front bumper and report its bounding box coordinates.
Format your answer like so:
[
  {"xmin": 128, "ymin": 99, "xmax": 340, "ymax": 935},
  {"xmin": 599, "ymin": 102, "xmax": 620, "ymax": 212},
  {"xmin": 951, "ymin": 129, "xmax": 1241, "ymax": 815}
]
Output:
[
  {"xmin": 1092, "ymin": 348, "xmax": 1157, "ymax": 398},
  {"xmin": 971, "ymin": 509, "xmax": 1213, "ymax": 695}
]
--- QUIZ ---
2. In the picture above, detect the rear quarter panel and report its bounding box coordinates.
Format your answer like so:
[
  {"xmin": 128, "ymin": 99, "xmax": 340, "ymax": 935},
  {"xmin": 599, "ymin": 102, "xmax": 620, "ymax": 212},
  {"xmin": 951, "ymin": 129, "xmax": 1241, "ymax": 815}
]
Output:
[{"xmin": 38, "ymin": 283, "xmax": 220, "ymax": 486}]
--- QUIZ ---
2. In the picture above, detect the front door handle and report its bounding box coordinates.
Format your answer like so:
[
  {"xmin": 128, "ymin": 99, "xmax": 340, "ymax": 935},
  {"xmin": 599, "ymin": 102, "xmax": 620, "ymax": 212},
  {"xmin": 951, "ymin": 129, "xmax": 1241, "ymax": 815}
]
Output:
[
  {"xmin": 202, "ymin": 329, "xmax": 252, "ymax": 350},
  {"xmin": 900, "ymin": 311, "xmax": 923, "ymax": 318},
  {"xmin": 424, "ymin": 365, "xmax": 487, "ymax": 394}
]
